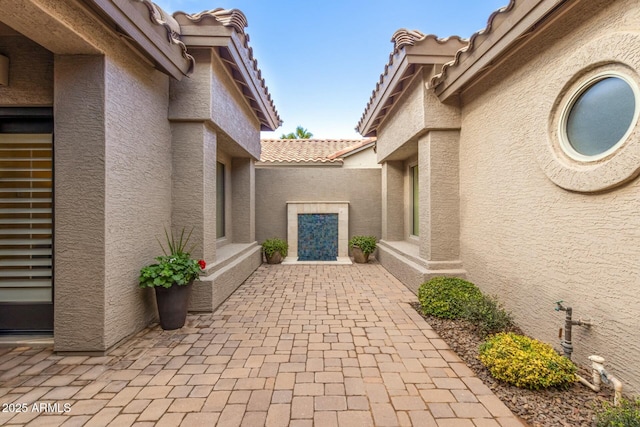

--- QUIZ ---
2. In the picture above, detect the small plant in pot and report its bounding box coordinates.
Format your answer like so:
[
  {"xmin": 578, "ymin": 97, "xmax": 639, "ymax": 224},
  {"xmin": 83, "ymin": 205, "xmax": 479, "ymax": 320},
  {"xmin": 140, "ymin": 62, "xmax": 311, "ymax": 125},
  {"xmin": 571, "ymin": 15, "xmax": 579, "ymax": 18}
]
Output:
[
  {"xmin": 349, "ymin": 235, "xmax": 377, "ymax": 263},
  {"xmin": 139, "ymin": 228, "xmax": 206, "ymax": 330},
  {"xmin": 262, "ymin": 238, "xmax": 288, "ymax": 264}
]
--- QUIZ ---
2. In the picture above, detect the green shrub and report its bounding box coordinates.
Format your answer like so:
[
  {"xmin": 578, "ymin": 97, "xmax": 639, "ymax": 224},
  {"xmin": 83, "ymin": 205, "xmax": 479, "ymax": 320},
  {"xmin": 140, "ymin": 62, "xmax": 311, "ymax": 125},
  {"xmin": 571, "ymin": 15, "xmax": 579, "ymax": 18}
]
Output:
[
  {"xmin": 418, "ymin": 277, "xmax": 482, "ymax": 319},
  {"xmin": 461, "ymin": 294, "xmax": 514, "ymax": 337},
  {"xmin": 262, "ymin": 238, "xmax": 288, "ymax": 258},
  {"xmin": 478, "ymin": 332, "xmax": 576, "ymax": 390},
  {"xmin": 348, "ymin": 235, "xmax": 377, "ymax": 255},
  {"xmin": 596, "ymin": 398, "xmax": 640, "ymax": 427},
  {"xmin": 139, "ymin": 228, "xmax": 205, "ymax": 288}
]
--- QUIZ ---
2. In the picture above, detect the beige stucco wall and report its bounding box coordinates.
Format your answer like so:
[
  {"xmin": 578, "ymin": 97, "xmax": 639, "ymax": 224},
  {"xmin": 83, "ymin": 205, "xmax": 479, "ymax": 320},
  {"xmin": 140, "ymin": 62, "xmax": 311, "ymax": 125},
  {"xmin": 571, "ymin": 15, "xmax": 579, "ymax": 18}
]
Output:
[
  {"xmin": 376, "ymin": 68, "xmax": 460, "ymax": 163},
  {"xmin": 255, "ymin": 168, "xmax": 381, "ymax": 249},
  {"xmin": 103, "ymin": 56, "xmax": 172, "ymax": 350},
  {"xmin": 169, "ymin": 48, "xmax": 261, "ymax": 159},
  {"xmin": 2, "ymin": 3, "xmax": 174, "ymax": 351},
  {"xmin": 3, "ymin": 2, "xmax": 267, "ymax": 351},
  {"xmin": 376, "ymin": 76, "xmax": 423, "ymax": 162},
  {"xmin": 54, "ymin": 55, "xmax": 108, "ymax": 351},
  {"xmin": 0, "ymin": 34, "xmax": 52, "ymax": 105},
  {"xmin": 458, "ymin": 0, "xmax": 640, "ymax": 392},
  {"xmin": 54, "ymin": 53, "xmax": 172, "ymax": 352},
  {"xmin": 342, "ymin": 147, "xmax": 381, "ymax": 169}
]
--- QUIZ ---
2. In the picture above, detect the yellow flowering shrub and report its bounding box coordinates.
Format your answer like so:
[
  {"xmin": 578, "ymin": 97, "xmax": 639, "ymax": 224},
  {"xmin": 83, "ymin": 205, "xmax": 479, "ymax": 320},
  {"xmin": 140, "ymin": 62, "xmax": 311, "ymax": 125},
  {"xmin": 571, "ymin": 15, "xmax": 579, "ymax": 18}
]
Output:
[{"xmin": 479, "ymin": 332, "xmax": 576, "ymax": 390}]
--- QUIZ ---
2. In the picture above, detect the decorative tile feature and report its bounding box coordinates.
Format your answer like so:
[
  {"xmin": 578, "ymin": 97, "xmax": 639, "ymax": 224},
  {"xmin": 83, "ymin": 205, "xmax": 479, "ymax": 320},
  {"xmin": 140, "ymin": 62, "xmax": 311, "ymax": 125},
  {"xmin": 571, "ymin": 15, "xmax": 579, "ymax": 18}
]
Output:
[
  {"xmin": 286, "ymin": 202, "xmax": 349, "ymax": 260},
  {"xmin": 298, "ymin": 214, "xmax": 338, "ymax": 261}
]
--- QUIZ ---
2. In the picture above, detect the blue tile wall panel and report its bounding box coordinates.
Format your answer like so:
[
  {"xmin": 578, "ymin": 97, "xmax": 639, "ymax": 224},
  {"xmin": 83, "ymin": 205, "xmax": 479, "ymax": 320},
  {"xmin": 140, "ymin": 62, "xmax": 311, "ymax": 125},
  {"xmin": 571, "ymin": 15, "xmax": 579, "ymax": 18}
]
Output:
[{"xmin": 298, "ymin": 214, "xmax": 338, "ymax": 261}]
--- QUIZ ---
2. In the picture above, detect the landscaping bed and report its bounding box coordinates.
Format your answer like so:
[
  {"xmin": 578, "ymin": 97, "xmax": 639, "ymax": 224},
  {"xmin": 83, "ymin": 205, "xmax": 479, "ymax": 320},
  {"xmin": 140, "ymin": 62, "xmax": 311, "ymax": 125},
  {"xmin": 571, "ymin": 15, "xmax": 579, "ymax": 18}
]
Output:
[{"xmin": 411, "ymin": 302, "xmax": 615, "ymax": 427}]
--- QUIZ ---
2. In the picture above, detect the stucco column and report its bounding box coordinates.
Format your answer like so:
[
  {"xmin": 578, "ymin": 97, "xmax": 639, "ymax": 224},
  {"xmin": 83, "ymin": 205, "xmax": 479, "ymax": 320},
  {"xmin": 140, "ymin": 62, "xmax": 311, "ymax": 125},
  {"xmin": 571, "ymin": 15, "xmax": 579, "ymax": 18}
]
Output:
[
  {"xmin": 54, "ymin": 55, "xmax": 106, "ymax": 351},
  {"xmin": 231, "ymin": 157, "xmax": 255, "ymax": 243},
  {"xmin": 418, "ymin": 130, "xmax": 460, "ymax": 262},
  {"xmin": 171, "ymin": 122, "xmax": 217, "ymax": 262},
  {"xmin": 381, "ymin": 161, "xmax": 404, "ymax": 240}
]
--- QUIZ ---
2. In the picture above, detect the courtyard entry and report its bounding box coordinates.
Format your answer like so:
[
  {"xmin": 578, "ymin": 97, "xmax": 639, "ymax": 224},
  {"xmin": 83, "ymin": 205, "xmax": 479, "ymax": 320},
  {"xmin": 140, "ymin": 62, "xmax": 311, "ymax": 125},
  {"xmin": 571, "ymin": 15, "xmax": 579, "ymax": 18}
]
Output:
[{"xmin": 0, "ymin": 108, "xmax": 53, "ymax": 332}]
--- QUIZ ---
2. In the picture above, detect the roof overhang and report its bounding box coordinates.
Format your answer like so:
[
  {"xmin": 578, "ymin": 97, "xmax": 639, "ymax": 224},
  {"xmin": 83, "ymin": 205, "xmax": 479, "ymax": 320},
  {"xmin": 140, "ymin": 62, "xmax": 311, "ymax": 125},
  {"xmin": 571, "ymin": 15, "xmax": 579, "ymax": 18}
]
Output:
[
  {"xmin": 256, "ymin": 160, "xmax": 344, "ymax": 168},
  {"xmin": 357, "ymin": 31, "xmax": 466, "ymax": 137},
  {"xmin": 85, "ymin": 0, "xmax": 194, "ymax": 79},
  {"xmin": 430, "ymin": 0, "xmax": 573, "ymax": 101},
  {"xmin": 175, "ymin": 9, "xmax": 282, "ymax": 131},
  {"xmin": 327, "ymin": 138, "xmax": 376, "ymax": 160}
]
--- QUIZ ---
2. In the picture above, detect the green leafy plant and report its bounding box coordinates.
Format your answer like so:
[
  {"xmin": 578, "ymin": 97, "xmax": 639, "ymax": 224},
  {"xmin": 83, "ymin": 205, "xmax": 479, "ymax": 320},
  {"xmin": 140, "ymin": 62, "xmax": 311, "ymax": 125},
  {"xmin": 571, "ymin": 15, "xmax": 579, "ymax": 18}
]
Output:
[
  {"xmin": 461, "ymin": 294, "xmax": 515, "ymax": 337},
  {"xmin": 262, "ymin": 238, "xmax": 288, "ymax": 258},
  {"xmin": 139, "ymin": 228, "xmax": 206, "ymax": 289},
  {"xmin": 596, "ymin": 398, "xmax": 640, "ymax": 427},
  {"xmin": 478, "ymin": 332, "xmax": 576, "ymax": 390},
  {"xmin": 348, "ymin": 235, "xmax": 377, "ymax": 256},
  {"xmin": 418, "ymin": 277, "xmax": 482, "ymax": 319}
]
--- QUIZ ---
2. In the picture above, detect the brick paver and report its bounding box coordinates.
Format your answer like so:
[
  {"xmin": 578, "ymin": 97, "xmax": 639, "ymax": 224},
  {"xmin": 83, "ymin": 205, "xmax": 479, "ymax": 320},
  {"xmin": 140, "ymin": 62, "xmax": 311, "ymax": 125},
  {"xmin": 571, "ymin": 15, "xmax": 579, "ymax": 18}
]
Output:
[{"xmin": 0, "ymin": 263, "xmax": 525, "ymax": 426}]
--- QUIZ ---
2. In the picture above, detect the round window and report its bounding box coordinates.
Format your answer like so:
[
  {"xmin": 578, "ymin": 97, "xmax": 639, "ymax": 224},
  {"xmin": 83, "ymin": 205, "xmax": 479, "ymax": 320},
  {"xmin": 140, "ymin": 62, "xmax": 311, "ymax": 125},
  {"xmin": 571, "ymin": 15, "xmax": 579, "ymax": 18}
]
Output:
[{"xmin": 561, "ymin": 74, "xmax": 638, "ymax": 160}]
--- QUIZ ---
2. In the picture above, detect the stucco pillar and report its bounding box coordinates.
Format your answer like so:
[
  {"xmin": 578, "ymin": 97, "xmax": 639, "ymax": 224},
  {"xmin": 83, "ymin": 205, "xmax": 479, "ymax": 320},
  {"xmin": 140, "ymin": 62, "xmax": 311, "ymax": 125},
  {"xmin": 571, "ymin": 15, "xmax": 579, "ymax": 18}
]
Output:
[
  {"xmin": 171, "ymin": 122, "xmax": 217, "ymax": 262},
  {"xmin": 54, "ymin": 55, "xmax": 106, "ymax": 351},
  {"xmin": 418, "ymin": 130, "xmax": 461, "ymax": 262},
  {"xmin": 231, "ymin": 157, "xmax": 255, "ymax": 243},
  {"xmin": 381, "ymin": 161, "xmax": 404, "ymax": 240}
]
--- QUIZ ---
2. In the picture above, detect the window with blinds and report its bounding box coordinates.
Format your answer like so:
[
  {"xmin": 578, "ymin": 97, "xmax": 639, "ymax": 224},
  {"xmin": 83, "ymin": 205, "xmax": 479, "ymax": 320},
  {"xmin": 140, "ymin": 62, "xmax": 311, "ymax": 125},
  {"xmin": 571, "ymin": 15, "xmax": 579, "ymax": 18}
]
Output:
[{"xmin": 0, "ymin": 133, "xmax": 53, "ymax": 304}]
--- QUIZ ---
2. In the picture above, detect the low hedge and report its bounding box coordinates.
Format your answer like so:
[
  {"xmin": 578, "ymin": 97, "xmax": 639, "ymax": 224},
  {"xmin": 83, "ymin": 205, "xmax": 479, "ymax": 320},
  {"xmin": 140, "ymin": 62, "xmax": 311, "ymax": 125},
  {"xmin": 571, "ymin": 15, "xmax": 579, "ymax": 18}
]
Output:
[
  {"xmin": 418, "ymin": 277, "xmax": 482, "ymax": 319},
  {"xmin": 595, "ymin": 398, "xmax": 640, "ymax": 427}
]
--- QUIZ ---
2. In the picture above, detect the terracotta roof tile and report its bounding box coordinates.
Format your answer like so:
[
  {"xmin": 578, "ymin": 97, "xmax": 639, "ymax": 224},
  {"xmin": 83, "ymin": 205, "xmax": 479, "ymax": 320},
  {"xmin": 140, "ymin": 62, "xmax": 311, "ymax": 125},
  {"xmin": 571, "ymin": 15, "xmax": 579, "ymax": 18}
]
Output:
[
  {"xmin": 429, "ymin": 0, "xmax": 516, "ymax": 90},
  {"xmin": 259, "ymin": 138, "xmax": 376, "ymax": 164},
  {"xmin": 173, "ymin": 8, "xmax": 281, "ymax": 130},
  {"xmin": 356, "ymin": 30, "xmax": 466, "ymax": 136},
  {"xmin": 131, "ymin": 0, "xmax": 195, "ymax": 74}
]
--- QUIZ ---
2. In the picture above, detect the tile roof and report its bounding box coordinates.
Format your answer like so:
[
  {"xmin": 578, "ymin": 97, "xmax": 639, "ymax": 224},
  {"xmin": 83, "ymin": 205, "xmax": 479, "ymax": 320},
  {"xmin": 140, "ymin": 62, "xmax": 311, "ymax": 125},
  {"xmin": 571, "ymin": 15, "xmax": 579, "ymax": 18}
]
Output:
[
  {"xmin": 429, "ymin": 0, "xmax": 516, "ymax": 91},
  {"xmin": 356, "ymin": 30, "xmax": 466, "ymax": 136},
  {"xmin": 259, "ymin": 138, "xmax": 376, "ymax": 164},
  {"xmin": 174, "ymin": 8, "xmax": 281, "ymax": 130},
  {"xmin": 357, "ymin": 0, "xmax": 562, "ymax": 135}
]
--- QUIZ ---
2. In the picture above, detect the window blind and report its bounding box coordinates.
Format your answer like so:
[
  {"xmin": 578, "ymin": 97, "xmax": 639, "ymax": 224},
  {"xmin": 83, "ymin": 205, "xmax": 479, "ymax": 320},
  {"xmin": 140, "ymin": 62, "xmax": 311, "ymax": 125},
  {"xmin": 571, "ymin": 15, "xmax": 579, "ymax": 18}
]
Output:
[{"xmin": 0, "ymin": 134, "xmax": 53, "ymax": 303}]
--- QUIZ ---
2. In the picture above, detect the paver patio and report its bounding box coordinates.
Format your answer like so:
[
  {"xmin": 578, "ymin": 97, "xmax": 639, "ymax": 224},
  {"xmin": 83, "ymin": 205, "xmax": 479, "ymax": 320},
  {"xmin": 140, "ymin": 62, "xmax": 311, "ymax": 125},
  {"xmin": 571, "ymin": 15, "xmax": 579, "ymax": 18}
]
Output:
[{"xmin": 0, "ymin": 263, "xmax": 524, "ymax": 426}]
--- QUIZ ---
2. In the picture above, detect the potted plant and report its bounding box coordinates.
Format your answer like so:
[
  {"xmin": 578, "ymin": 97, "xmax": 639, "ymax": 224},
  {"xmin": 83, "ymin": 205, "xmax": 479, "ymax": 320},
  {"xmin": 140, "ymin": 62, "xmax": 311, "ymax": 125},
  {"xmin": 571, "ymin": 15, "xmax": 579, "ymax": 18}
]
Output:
[
  {"xmin": 139, "ymin": 228, "xmax": 206, "ymax": 330},
  {"xmin": 262, "ymin": 238, "xmax": 288, "ymax": 264},
  {"xmin": 349, "ymin": 235, "xmax": 377, "ymax": 263}
]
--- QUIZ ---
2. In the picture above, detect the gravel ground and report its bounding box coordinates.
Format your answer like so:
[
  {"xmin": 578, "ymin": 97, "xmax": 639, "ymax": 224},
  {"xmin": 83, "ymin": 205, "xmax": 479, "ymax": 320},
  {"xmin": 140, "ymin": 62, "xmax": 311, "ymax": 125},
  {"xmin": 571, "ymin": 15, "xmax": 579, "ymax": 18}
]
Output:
[{"xmin": 410, "ymin": 303, "xmax": 615, "ymax": 427}]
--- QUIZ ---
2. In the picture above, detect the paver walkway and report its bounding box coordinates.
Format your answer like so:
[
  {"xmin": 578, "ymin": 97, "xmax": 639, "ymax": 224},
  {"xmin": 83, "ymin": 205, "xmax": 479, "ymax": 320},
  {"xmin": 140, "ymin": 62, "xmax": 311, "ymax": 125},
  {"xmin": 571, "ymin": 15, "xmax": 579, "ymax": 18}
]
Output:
[{"xmin": 0, "ymin": 263, "xmax": 524, "ymax": 426}]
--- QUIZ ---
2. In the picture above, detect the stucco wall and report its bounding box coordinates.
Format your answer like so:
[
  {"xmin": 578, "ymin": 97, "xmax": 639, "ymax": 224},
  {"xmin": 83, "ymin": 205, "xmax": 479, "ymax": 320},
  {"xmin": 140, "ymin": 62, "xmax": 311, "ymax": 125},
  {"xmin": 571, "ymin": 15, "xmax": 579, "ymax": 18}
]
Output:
[
  {"xmin": 376, "ymin": 68, "xmax": 460, "ymax": 163},
  {"xmin": 458, "ymin": 0, "xmax": 640, "ymax": 392},
  {"xmin": 54, "ymin": 52, "xmax": 172, "ymax": 352},
  {"xmin": 54, "ymin": 55, "xmax": 108, "ymax": 351},
  {"xmin": 376, "ymin": 75, "xmax": 424, "ymax": 162},
  {"xmin": 0, "ymin": 34, "xmax": 52, "ymax": 105},
  {"xmin": 342, "ymin": 147, "xmax": 380, "ymax": 169},
  {"xmin": 103, "ymin": 57, "xmax": 172, "ymax": 350},
  {"xmin": 170, "ymin": 48, "xmax": 261, "ymax": 159},
  {"xmin": 255, "ymin": 168, "xmax": 381, "ymax": 248}
]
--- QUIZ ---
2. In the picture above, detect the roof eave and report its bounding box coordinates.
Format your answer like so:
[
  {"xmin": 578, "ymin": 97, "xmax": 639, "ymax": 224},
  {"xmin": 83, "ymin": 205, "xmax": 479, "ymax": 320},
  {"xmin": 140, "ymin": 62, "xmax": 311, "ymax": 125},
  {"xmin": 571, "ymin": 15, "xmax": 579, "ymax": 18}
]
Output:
[
  {"xmin": 327, "ymin": 139, "xmax": 377, "ymax": 160},
  {"xmin": 432, "ymin": 0, "xmax": 570, "ymax": 101},
  {"xmin": 256, "ymin": 160, "xmax": 344, "ymax": 167},
  {"xmin": 357, "ymin": 52, "xmax": 413, "ymax": 137},
  {"xmin": 357, "ymin": 33, "xmax": 467, "ymax": 137},
  {"xmin": 87, "ymin": 0, "xmax": 193, "ymax": 80},
  {"xmin": 176, "ymin": 10, "xmax": 282, "ymax": 131},
  {"xmin": 227, "ymin": 31, "xmax": 281, "ymax": 131}
]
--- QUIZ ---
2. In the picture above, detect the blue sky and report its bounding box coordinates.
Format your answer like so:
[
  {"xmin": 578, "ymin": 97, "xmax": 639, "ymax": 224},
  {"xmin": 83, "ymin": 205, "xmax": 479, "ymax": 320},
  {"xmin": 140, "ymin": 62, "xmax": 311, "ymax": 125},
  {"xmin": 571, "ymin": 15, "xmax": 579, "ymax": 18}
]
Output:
[{"xmin": 154, "ymin": 1, "xmax": 508, "ymax": 139}]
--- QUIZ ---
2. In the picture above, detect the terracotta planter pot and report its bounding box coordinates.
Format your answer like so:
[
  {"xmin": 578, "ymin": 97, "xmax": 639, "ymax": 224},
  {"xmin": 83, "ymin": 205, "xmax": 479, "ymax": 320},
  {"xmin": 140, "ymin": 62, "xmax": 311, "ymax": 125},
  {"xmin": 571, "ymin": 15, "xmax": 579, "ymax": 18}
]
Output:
[
  {"xmin": 266, "ymin": 251, "xmax": 283, "ymax": 264},
  {"xmin": 154, "ymin": 281, "xmax": 192, "ymax": 330},
  {"xmin": 352, "ymin": 247, "xmax": 370, "ymax": 264}
]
